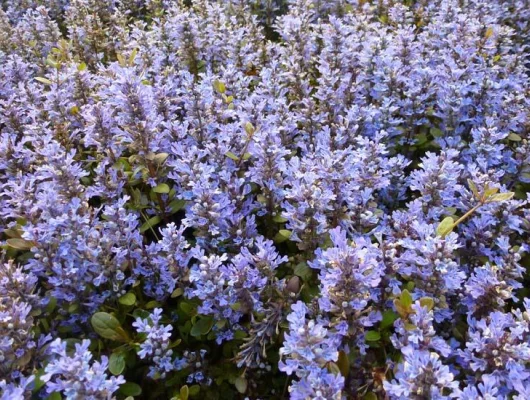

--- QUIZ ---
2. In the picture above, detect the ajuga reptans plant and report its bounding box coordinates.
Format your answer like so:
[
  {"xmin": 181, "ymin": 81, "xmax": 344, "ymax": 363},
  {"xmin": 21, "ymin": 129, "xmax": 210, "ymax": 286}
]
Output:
[{"xmin": 1, "ymin": 0, "xmax": 530, "ymax": 399}]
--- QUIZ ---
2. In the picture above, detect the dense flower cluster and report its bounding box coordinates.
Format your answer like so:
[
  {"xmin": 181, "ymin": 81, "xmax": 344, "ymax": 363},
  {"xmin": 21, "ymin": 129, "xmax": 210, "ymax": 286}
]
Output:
[
  {"xmin": 42, "ymin": 339, "xmax": 125, "ymax": 399},
  {"xmin": 1, "ymin": 0, "xmax": 530, "ymax": 399}
]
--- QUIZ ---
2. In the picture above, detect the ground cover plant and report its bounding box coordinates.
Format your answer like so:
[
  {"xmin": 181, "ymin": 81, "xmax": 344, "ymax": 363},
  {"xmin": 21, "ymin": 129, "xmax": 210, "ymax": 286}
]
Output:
[{"xmin": 1, "ymin": 0, "xmax": 530, "ymax": 398}]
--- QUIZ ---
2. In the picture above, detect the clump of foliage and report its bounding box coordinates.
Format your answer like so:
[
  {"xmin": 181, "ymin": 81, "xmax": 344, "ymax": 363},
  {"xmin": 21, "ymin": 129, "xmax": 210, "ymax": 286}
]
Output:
[{"xmin": 1, "ymin": 0, "xmax": 530, "ymax": 399}]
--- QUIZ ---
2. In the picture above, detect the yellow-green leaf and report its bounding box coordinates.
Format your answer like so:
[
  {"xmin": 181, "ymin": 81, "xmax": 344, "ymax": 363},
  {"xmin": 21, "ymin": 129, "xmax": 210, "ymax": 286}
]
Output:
[
  {"xmin": 483, "ymin": 186, "xmax": 499, "ymax": 198},
  {"xmin": 337, "ymin": 350, "xmax": 350, "ymax": 377},
  {"xmin": 234, "ymin": 377, "xmax": 247, "ymax": 394},
  {"xmin": 430, "ymin": 127, "xmax": 443, "ymax": 138},
  {"xmin": 244, "ymin": 122, "xmax": 255, "ymax": 136},
  {"xmin": 225, "ymin": 151, "xmax": 239, "ymax": 161},
  {"xmin": 363, "ymin": 393, "xmax": 377, "ymax": 400},
  {"xmin": 213, "ymin": 80, "xmax": 226, "ymax": 94},
  {"xmin": 419, "ymin": 297, "xmax": 435, "ymax": 311},
  {"xmin": 35, "ymin": 77, "xmax": 52, "ymax": 85},
  {"xmin": 6, "ymin": 238, "xmax": 35, "ymax": 250},
  {"xmin": 180, "ymin": 385, "xmax": 189, "ymax": 400},
  {"xmin": 129, "ymin": 48, "xmax": 138, "ymax": 65},
  {"xmin": 487, "ymin": 192, "xmax": 514, "ymax": 203},
  {"xmin": 274, "ymin": 229, "xmax": 292, "ymax": 243},
  {"xmin": 401, "ymin": 289, "xmax": 413, "ymax": 308},
  {"xmin": 365, "ymin": 331, "xmax": 381, "ymax": 341},
  {"xmin": 508, "ymin": 132, "xmax": 522, "ymax": 142},
  {"xmin": 467, "ymin": 179, "xmax": 479, "ymax": 200},
  {"xmin": 118, "ymin": 292, "xmax": 136, "ymax": 306},
  {"xmin": 436, "ymin": 216, "xmax": 455, "ymax": 237},
  {"xmin": 153, "ymin": 183, "xmax": 170, "ymax": 194},
  {"xmin": 272, "ymin": 214, "xmax": 288, "ymax": 223},
  {"xmin": 153, "ymin": 152, "xmax": 169, "ymax": 164}
]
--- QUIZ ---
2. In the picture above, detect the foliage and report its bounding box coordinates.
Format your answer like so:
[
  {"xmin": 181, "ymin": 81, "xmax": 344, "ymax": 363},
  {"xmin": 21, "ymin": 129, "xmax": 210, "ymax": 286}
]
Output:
[{"xmin": 1, "ymin": 0, "xmax": 530, "ymax": 399}]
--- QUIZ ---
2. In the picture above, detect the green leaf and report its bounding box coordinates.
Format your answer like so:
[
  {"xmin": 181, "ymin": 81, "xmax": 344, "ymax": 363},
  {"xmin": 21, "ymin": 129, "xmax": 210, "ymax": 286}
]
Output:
[
  {"xmin": 129, "ymin": 48, "xmax": 138, "ymax": 65},
  {"xmin": 6, "ymin": 238, "xmax": 34, "ymax": 250},
  {"xmin": 153, "ymin": 153, "xmax": 169, "ymax": 164},
  {"xmin": 118, "ymin": 292, "xmax": 136, "ymax": 306},
  {"xmin": 77, "ymin": 62, "xmax": 87, "ymax": 72},
  {"xmin": 363, "ymin": 392, "xmax": 378, "ymax": 400},
  {"xmin": 274, "ymin": 229, "xmax": 292, "ymax": 243},
  {"xmin": 213, "ymin": 80, "xmax": 226, "ymax": 94},
  {"xmin": 436, "ymin": 216, "xmax": 455, "ymax": 237},
  {"xmin": 117, "ymin": 53, "xmax": 126, "ymax": 66},
  {"xmin": 365, "ymin": 331, "xmax": 381, "ymax": 341},
  {"xmin": 234, "ymin": 330, "xmax": 247, "ymax": 340},
  {"xmin": 179, "ymin": 302, "xmax": 196, "ymax": 315},
  {"xmin": 508, "ymin": 132, "xmax": 522, "ymax": 141},
  {"xmin": 244, "ymin": 122, "xmax": 255, "ymax": 136},
  {"xmin": 294, "ymin": 262, "xmax": 312, "ymax": 281},
  {"xmin": 47, "ymin": 393, "xmax": 61, "ymax": 400},
  {"xmin": 415, "ymin": 132, "xmax": 428, "ymax": 146},
  {"xmin": 45, "ymin": 296, "xmax": 57, "ymax": 313},
  {"xmin": 119, "ymin": 382, "xmax": 142, "ymax": 397},
  {"xmin": 337, "ymin": 350, "xmax": 350, "ymax": 377},
  {"xmin": 234, "ymin": 377, "xmax": 248, "ymax": 394},
  {"xmin": 145, "ymin": 300, "xmax": 161, "ymax": 309},
  {"xmin": 153, "ymin": 183, "xmax": 170, "ymax": 194},
  {"xmin": 400, "ymin": 289, "xmax": 413, "ymax": 308},
  {"xmin": 32, "ymin": 369, "xmax": 47, "ymax": 393},
  {"xmin": 189, "ymin": 385, "xmax": 200, "ymax": 396},
  {"xmin": 381, "ymin": 310, "xmax": 398, "ymax": 330},
  {"xmin": 405, "ymin": 322, "xmax": 417, "ymax": 331},
  {"xmin": 394, "ymin": 301, "xmax": 410, "ymax": 319},
  {"xmin": 68, "ymin": 303, "xmax": 79, "ymax": 313},
  {"xmin": 225, "ymin": 151, "xmax": 239, "ymax": 161},
  {"xmin": 483, "ymin": 185, "xmax": 499, "ymax": 198},
  {"xmin": 171, "ymin": 287, "xmax": 184, "ymax": 298},
  {"xmin": 180, "ymin": 385, "xmax": 189, "ymax": 400},
  {"xmin": 140, "ymin": 216, "xmax": 162, "ymax": 233},
  {"xmin": 272, "ymin": 214, "xmax": 288, "ymax": 223},
  {"xmin": 91, "ymin": 312, "xmax": 129, "ymax": 342},
  {"xmin": 109, "ymin": 353, "xmax": 126, "ymax": 375},
  {"xmin": 467, "ymin": 179, "xmax": 479, "ymax": 200},
  {"xmin": 132, "ymin": 309, "xmax": 150, "ymax": 320},
  {"xmin": 190, "ymin": 317, "xmax": 214, "ymax": 337},
  {"xmin": 419, "ymin": 297, "xmax": 435, "ymax": 311},
  {"xmin": 430, "ymin": 127, "xmax": 443, "ymax": 137},
  {"xmin": 486, "ymin": 192, "xmax": 514, "ymax": 203},
  {"xmin": 169, "ymin": 199, "xmax": 186, "ymax": 214},
  {"xmin": 35, "ymin": 77, "xmax": 52, "ymax": 85},
  {"xmin": 327, "ymin": 361, "xmax": 341, "ymax": 375}
]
